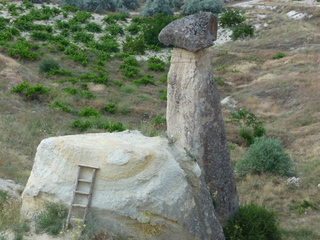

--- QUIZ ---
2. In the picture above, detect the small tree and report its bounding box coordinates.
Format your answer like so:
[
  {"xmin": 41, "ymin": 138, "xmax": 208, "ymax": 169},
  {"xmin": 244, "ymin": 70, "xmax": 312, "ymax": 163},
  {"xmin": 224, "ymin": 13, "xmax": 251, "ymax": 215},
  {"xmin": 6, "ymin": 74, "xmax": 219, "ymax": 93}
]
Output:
[
  {"xmin": 181, "ymin": 0, "xmax": 223, "ymax": 15},
  {"xmin": 140, "ymin": 0, "xmax": 180, "ymax": 17}
]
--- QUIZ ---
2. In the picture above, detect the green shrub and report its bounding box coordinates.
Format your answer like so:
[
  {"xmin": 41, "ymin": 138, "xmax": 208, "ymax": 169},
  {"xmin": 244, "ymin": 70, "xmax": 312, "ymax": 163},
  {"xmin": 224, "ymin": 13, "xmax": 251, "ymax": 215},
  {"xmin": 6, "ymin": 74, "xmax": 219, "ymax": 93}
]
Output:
[
  {"xmin": 113, "ymin": 52, "xmax": 131, "ymax": 60},
  {"xmin": 236, "ymin": 137, "xmax": 293, "ymax": 176},
  {"xmin": 272, "ymin": 53, "xmax": 285, "ymax": 59},
  {"xmin": 61, "ymin": 4, "xmax": 79, "ymax": 12},
  {"xmin": 151, "ymin": 115, "xmax": 166, "ymax": 124},
  {"xmin": 140, "ymin": 13, "xmax": 176, "ymax": 46},
  {"xmin": 71, "ymin": 120, "xmax": 92, "ymax": 131},
  {"xmin": 106, "ymin": 24, "xmax": 124, "ymax": 36},
  {"xmin": 62, "ymin": 87, "xmax": 78, "ymax": 95},
  {"xmin": 104, "ymin": 103, "xmax": 116, "ymax": 114},
  {"xmin": 117, "ymin": 0, "xmax": 139, "ymax": 10},
  {"xmin": 72, "ymin": 11, "xmax": 92, "ymax": 23},
  {"xmin": 223, "ymin": 203, "xmax": 282, "ymax": 240},
  {"xmin": 231, "ymin": 24, "xmax": 254, "ymax": 40},
  {"xmin": 126, "ymin": 22, "xmax": 140, "ymax": 35},
  {"xmin": 78, "ymin": 107, "xmax": 101, "ymax": 117},
  {"xmin": 102, "ymin": 13, "xmax": 128, "ymax": 24},
  {"xmin": 49, "ymin": 101, "xmax": 71, "ymax": 113},
  {"xmin": 228, "ymin": 108, "xmax": 266, "ymax": 146},
  {"xmin": 120, "ymin": 64, "xmax": 139, "ymax": 78},
  {"xmin": 85, "ymin": 22, "xmax": 102, "ymax": 33},
  {"xmin": 159, "ymin": 89, "xmax": 167, "ymax": 100},
  {"xmin": 11, "ymin": 81, "xmax": 51, "ymax": 99},
  {"xmin": 214, "ymin": 76, "xmax": 225, "ymax": 86},
  {"xmin": 7, "ymin": 40, "xmax": 40, "ymax": 60},
  {"xmin": 159, "ymin": 74, "xmax": 167, "ymax": 82},
  {"xmin": 219, "ymin": 8, "xmax": 246, "ymax": 28},
  {"xmin": 0, "ymin": 31, "xmax": 14, "ymax": 41},
  {"xmin": 48, "ymin": 68, "xmax": 72, "ymax": 76},
  {"xmin": 79, "ymin": 91, "xmax": 96, "ymax": 99},
  {"xmin": 134, "ymin": 75, "xmax": 156, "ymax": 85},
  {"xmin": 147, "ymin": 56, "xmax": 165, "ymax": 71},
  {"xmin": 30, "ymin": 31, "xmax": 54, "ymax": 41},
  {"xmin": 73, "ymin": 31, "xmax": 94, "ymax": 43},
  {"xmin": 35, "ymin": 202, "xmax": 67, "ymax": 236},
  {"xmin": 123, "ymin": 56, "xmax": 139, "ymax": 67},
  {"xmin": 104, "ymin": 121, "xmax": 126, "ymax": 132},
  {"xmin": 122, "ymin": 35, "xmax": 146, "ymax": 54},
  {"xmin": 181, "ymin": 0, "xmax": 222, "ymax": 15},
  {"xmin": 39, "ymin": 58, "xmax": 60, "ymax": 73},
  {"xmin": 97, "ymin": 52, "xmax": 111, "ymax": 61}
]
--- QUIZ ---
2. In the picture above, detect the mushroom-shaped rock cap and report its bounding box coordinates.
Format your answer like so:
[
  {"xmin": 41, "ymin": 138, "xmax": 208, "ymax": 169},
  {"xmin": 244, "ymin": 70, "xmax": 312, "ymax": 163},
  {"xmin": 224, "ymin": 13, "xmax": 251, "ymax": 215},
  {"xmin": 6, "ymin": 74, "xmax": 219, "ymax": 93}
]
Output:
[{"xmin": 158, "ymin": 12, "xmax": 218, "ymax": 52}]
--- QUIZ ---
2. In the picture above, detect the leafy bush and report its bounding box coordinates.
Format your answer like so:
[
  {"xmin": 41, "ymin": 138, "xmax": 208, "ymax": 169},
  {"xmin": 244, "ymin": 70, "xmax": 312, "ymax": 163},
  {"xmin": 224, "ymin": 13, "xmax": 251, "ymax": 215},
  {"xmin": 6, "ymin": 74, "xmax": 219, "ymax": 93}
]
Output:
[
  {"xmin": 159, "ymin": 74, "xmax": 167, "ymax": 82},
  {"xmin": 11, "ymin": 81, "xmax": 51, "ymax": 99},
  {"xmin": 147, "ymin": 56, "xmax": 165, "ymax": 71},
  {"xmin": 126, "ymin": 22, "xmax": 140, "ymax": 35},
  {"xmin": 151, "ymin": 114, "xmax": 166, "ymax": 124},
  {"xmin": 79, "ymin": 91, "xmax": 96, "ymax": 99},
  {"xmin": 73, "ymin": 31, "xmax": 94, "ymax": 43},
  {"xmin": 122, "ymin": 56, "xmax": 139, "ymax": 67},
  {"xmin": 78, "ymin": 107, "xmax": 101, "ymax": 117},
  {"xmin": 48, "ymin": 68, "xmax": 73, "ymax": 76},
  {"xmin": 231, "ymin": 24, "xmax": 254, "ymax": 40},
  {"xmin": 49, "ymin": 101, "xmax": 71, "ymax": 113},
  {"xmin": 140, "ymin": 13, "xmax": 176, "ymax": 46},
  {"xmin": 61, "ymin": 3, "xmax": 79, "ymax": 12},
  {"xmin": 106, "ymin": 24, "xmax": 124, "ymax": 36},
  {"xmin": 103, "ymin": 13, "xmax": 128, "ymax": 24},
  {"xmin": 236, "ymin": 137, "xmax": 293, "ymax": 176},
  {"xmin": 120, "ymin": 65, "xmax": 140, "ymax": 78},
  {"xmin": 159, "ymin": 89, "xmax": 167, "ymax": 100},
  {"xmin": 39, "ymin": 58, "xmax": 60, "ymax": 73},
  {"xmin": 97, "ymin": 52, "xmax": 111, "ymax": 61},
  {"xmin": 71, "ymin": 10, "xmax": 92, "ymax": 23},
  {"xmin": 134, "ymin": 75, "xmax": 156, "ymax": 85},
  {"xmin": 6, "ymin": 40, "xmax": 40, "ymax": 60},
  {"xmin": 228, "ymin": 108, "xmax": 266, "ymax": 146},
  {"xmin": 104, "ymin": 103, "xmax": 116, "ymax": 114},
  {"xmin": 71, "ymin": 119, "xmax": 92, "ymax": 131},
  {"xmin": 272, "ymin": 53, "xmax": 285, "ymax": 59},
  {"xmin": 89, "ymin": 39, "xmax": 120, "ymax": 52},
  {"xmin": 35, "ymin": 203, "xmax": 67, "ymax": 236},
  {"xmin": 63, "ymin": 87, "xmax": 78, "ymax": 95},
  {"xmin": 219, "ymin": 8, "xmax": 246, "ymax": 28},
  {"xmin": 122, "ymin": 35, "xmax": 147, "ymax": 54},
  {"xmin": 85, "ymin": 22, "xmax": 102, "ymax": 33},
  {"xmin": 0, "ymin": 31, "xmax": 14, "ymax": 41},
  {"xmin": 181, "ymin": 0, "xmax": 222, "ymax": 15},
  {"xmin": 223, "ymin": 203, "xmax": 282, "ymax": 240},
  {"xmin": 104, "ymin": 121, "xmax": 126, "ymax": 132}
]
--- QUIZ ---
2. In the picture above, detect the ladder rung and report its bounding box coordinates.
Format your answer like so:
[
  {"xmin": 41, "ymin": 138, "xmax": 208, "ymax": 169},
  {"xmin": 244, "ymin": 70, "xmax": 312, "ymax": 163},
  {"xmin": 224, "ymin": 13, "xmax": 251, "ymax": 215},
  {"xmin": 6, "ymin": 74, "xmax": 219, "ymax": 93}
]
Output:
[
  {"xmin": 75, "ymin": 191, "xmax": 89, "ymax": 195},
  {"xmin": 72, "ymin": 204, "xmax": 87, "ymax": 208},
  {"xmin": 78, "ymin": 179, "xmax": 91, "ymax": 183},
  {"xmin": 78, "ymin": 164, "xmax": 100, "ymax": 169}
]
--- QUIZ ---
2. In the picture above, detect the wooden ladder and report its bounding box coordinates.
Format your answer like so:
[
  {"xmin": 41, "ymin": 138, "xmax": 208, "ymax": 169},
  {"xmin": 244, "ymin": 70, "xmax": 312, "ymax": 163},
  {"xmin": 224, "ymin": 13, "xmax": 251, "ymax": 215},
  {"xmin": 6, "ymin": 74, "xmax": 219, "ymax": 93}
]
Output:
[{"xmin": 66, "ymin": 164, "xmax": 100, "ymax": 227}]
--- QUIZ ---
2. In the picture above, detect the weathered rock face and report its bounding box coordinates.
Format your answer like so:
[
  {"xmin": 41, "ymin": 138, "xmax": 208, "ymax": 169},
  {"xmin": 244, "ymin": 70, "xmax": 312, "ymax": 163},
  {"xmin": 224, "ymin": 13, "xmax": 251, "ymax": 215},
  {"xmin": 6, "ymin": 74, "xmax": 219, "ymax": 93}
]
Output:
[
  {"xmin": 21, "ymin": 131, "xmax": 225, "ymax": 240},
  {"xmin": 158, "ymin": 12, "xmax": 217, "ymax": 52},
  {"xmin": 165, "ymin": 47, "xmax": 239, "ymax": 224}
]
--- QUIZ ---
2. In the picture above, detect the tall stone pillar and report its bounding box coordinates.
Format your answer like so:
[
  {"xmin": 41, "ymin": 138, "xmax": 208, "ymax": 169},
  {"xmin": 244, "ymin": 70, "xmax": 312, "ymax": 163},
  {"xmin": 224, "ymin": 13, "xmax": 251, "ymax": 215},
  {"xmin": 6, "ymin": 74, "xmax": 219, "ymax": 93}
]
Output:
[{"xmin": 159, "ymin": 12, "xmax": 238, "ymax": 224}]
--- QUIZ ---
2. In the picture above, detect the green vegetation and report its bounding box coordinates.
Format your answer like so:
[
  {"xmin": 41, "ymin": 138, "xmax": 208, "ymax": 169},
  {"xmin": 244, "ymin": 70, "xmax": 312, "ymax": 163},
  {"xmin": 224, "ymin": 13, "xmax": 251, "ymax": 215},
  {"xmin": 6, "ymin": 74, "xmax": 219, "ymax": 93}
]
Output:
[
  {"xmin": 39, "ymin": 57, "xmax": 60, "ymax": 73},
  {"xmin": 224, "ymin": 203, "xmax": 282, "ymax": 240},
  {"xmin": 35, "ymin": 202, "xmax": 67, "ymax": 236},
  {"xmin": 228, "ymin": 108, "xmax": 266, "ymax": 146},
  {"xmin": 272, "ymin": 52, "xmax": 286, "ymax": 59},
  {"xmin": 236, "ymin": 137, "xmax": 293, "ymax": 176},
  {"xmin": 11, "ymin": 81, "xmax": 51, "ymax": 100},
  {"xmin": 181, "ymin": 0, "xmax": 222, "ymax": 15},
  {"xmin": 289, "ymin": 200, "xmax": 319, "ymax": 215}
]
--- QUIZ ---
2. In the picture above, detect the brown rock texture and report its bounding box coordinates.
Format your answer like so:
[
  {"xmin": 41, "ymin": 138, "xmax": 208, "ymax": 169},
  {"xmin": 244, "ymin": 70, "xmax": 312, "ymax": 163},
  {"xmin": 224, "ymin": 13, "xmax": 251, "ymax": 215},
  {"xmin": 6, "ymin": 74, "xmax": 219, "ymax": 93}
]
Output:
[
  {"xmin": 158, "ymin": 12, "xmax": 217, "ymax": 52},
  {"xmin": 166, "ymin": 47, "xmax": 239, "ymax": 224}
]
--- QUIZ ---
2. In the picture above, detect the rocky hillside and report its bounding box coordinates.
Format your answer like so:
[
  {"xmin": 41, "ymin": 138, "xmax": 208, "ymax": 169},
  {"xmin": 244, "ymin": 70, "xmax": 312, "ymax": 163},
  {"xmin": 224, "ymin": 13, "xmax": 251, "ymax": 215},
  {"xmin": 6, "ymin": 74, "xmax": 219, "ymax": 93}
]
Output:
[{"xmin": 0, "ymin": 0, "xmax": 320, "ymax": 239}]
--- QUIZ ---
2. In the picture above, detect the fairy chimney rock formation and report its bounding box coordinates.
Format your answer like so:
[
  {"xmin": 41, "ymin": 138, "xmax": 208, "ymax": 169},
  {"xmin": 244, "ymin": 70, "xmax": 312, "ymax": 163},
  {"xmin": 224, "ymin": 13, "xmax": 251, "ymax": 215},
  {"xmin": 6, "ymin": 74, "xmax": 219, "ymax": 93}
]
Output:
[
  {"xmin": 158, "ymin": 12, "xmax": 217, "ymax": 52},
  {"xmin": 159, "ymin": 13, "xmax": 238, "ymax": 225}
]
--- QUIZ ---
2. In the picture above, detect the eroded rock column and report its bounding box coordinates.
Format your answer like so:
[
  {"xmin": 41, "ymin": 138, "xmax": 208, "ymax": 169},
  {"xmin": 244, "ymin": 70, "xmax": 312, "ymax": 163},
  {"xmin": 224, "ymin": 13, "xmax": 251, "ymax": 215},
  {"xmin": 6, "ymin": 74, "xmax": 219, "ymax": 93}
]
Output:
[{"xmin": 159, "ymin": 12, "xmax": 238, "ymax": 224}]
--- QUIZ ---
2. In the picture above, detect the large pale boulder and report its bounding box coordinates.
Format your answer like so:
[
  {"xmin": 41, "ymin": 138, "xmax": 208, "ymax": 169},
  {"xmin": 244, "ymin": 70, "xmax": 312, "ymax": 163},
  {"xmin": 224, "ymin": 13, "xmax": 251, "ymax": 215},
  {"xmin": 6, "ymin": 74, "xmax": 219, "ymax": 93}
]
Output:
[{"xmin": 21, "ymin": 131, "xmax": 225, "ymax": 240}]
